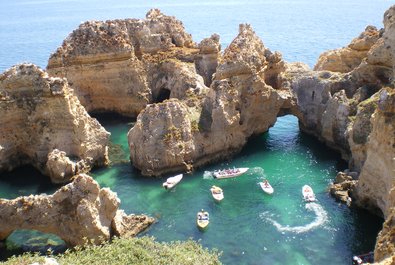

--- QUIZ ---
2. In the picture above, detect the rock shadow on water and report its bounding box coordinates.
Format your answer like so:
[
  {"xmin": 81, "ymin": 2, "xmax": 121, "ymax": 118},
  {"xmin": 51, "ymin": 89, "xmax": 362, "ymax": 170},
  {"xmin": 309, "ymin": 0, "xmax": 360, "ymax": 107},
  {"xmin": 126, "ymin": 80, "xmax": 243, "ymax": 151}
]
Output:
[
  {"xmin": 0, "ymin": 166, "xmax": 59, "ymax": 199},
  {"xmin": 0, "ymin": 230, "xmax": 67, "ymax": 261}
]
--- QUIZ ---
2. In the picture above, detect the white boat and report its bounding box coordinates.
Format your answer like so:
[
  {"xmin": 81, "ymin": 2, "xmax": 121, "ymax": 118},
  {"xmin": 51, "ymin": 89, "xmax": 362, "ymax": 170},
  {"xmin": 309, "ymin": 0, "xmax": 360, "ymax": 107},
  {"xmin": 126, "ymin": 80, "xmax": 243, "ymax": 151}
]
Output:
[
  {"xmin": 213, "ymin": 168, "xmax": 249, "ymax": 179},
  {"xmin": 197, "ymin": 210, "xmax": 209, "ymax": 230},
  {"xmin": 210, "ymin": 185, "xmax": 224, "ymax": 201},
  {"xmin": 163, "ymin": 174, "xmax": 183, "ymax": 189},
  {"xmin": 302, "ymin": 185, "xmax": 316, "ymax": 202},
  {"xmin": 259, "ymin": 180, "xmax": 274, "ymax": 194}
]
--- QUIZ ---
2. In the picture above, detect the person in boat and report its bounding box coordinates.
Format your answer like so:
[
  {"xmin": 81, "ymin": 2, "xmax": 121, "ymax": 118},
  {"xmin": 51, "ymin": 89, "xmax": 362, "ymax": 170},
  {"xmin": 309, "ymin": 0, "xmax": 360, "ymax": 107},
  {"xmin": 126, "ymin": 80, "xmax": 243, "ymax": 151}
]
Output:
[{"xmin": 263, "ymin": 180, "xmax": 269, "ymax": 187}]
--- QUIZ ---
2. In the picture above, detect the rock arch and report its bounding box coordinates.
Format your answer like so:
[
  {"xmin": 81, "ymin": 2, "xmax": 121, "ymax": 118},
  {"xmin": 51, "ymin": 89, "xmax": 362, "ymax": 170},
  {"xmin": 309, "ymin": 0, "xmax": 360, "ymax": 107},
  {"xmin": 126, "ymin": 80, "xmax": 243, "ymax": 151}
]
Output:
[{"xmin": 0, "ymin": 174, "xmax": 154, "ymax": 246}]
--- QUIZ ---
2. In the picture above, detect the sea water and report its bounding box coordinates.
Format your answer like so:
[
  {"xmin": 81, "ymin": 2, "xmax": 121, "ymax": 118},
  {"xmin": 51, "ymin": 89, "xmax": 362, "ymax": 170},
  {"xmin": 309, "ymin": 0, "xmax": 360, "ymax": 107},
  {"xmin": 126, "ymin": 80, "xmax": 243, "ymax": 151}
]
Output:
[{"xmin": 0, "ymin": 0, "xmax": 390, "ymax": 264}]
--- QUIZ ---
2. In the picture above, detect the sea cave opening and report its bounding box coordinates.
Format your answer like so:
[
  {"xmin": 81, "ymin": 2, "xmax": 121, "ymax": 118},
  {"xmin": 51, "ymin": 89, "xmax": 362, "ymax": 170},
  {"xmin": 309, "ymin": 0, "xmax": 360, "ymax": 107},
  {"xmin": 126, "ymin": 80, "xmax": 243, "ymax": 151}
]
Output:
[{"xmin": 155, "ymin": 87, "xmax": 171, "ymax": 103}]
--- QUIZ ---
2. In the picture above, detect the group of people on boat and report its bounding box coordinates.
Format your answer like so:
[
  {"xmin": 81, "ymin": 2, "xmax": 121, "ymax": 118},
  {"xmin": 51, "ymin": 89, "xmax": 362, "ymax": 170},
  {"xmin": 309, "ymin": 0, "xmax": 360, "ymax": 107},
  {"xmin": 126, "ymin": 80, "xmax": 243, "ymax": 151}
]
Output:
[
  {"xmin": 214, "ymin": 168, "xmax": 240, "ymax": 176},
  {"xmin": 197, "ymin": 209, "xmax": 209, "ymax": 221}
]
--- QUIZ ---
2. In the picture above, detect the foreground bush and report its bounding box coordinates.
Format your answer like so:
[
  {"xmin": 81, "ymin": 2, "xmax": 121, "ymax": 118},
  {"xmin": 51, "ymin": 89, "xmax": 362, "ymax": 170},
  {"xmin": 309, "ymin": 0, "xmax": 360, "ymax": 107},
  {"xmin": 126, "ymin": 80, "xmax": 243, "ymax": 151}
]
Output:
[{"xmin": 2, "ymin": 236, "xmax": 222, "ymax": 265}]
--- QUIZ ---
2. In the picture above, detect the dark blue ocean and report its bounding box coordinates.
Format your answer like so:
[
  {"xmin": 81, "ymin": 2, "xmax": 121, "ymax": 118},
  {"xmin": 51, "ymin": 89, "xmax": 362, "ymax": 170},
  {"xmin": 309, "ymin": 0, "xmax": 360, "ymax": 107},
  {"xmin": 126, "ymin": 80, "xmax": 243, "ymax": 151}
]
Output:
[{"xmin": 0, "ymin": 1, "xmax": 391, "ymax": 264}]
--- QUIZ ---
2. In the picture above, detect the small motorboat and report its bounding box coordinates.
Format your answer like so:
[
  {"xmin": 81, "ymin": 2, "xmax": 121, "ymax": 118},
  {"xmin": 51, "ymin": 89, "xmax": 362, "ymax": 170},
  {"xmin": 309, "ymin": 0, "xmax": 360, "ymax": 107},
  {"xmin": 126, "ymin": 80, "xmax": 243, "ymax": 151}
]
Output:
[
  {"xmin": 163, "ymin": 174, "xmax": 183, "ymax": 190},
  {"xmin": 259, "ymin": 180, "xmax": 274, "ymax": 194},
  {"xmin": 213, "ymin": 168, "xmax": 249, "ymax": 179},
  {"xmin": 352, "ymin": 252, "xmax": 374, "ymax": 265},
  {"xmin": 197, "ymin": 209, "xmax": 209, "ymax": 230},
  {"xmin": 210, "ymin": 185, "xmax": 224, "ymax": 202},
  {"xmin": 302, "ymin": 185, "xmax": 316, "ymax": 202}
]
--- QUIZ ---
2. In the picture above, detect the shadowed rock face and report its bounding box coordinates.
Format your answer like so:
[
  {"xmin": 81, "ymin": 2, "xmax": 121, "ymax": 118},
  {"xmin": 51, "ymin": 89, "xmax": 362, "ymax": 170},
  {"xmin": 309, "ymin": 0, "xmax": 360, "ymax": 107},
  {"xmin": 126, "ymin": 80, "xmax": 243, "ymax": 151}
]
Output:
[
  {"xmin": 47, "ymin": 9, "xmax": 218, "ymax": 117},
  {"xmin": 0, "ymin": 64, "xmax": 110, "ymax": 183},
  {"xmin": 0, "ymin": 174, "xmax": 154, "ymax": 246}
]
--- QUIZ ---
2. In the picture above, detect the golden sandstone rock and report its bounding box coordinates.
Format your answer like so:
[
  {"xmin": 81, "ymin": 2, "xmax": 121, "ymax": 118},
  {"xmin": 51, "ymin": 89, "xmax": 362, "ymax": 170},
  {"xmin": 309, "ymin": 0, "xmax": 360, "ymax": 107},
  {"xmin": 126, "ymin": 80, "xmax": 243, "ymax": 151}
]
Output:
[
  {"xmin": 0, "ymin": 64, "xmax": 109, "ymax": 183},
  {"xmin": 0, "ymin": 174, "xmax": 154, "ymax": 246},
  {"xmin": 128, "ymin": 24, "xmax": 288, "ymax": 176}
]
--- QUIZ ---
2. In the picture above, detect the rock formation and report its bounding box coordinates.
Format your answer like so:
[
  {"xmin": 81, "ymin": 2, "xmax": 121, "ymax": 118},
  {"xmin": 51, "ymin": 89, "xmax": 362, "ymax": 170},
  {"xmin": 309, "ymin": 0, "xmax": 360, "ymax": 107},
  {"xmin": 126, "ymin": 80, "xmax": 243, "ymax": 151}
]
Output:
[
  {"xmin": 314, "ymin": 26, "xmax": 381, "ymax": 73},
  {"xmin": 0, "ymin": 174, "xmax": 154, "ymax": 246},
  {"xmin": 126, "ymin": 7, "xmax": 395, "ymax": 263},
  {"xmin": 1, "ymin": 5, "xmax": 394, "ymax": 264},
  {"xmin": 300, "ymin": 6, "xmax": 395, "ymax": 263},
  {"xmin": 128, "ymin": 24, "xmax": 291, "ymax": 176},
  {"xmin": 0, "ymin": 64, "xmax": 110, "ymax": 183},
  {"xmin": 47, "ymin": 9, "xmax": 219, "ymax": 117}
]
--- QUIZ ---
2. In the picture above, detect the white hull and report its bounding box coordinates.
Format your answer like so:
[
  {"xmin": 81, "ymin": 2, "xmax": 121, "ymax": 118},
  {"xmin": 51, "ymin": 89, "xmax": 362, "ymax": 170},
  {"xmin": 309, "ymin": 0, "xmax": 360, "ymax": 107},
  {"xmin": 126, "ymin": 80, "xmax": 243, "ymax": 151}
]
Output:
[
  {"xmin": 163, "ymin": 174, "xmax": 183, "ymax": 189},
  {"xmin": 210, "ymin": 186, "xmax": 224, "ymax": 201},
  {"xmin": 302, "ymin": 185, "xmax": 316, "ymax": 202},
  {"xmin": 259, "ymin": 181, "xmax": 274, "ymax": 194},
  {"xmin": 213, "ymin": 168, "xmax": 249, "ymax": 179}
]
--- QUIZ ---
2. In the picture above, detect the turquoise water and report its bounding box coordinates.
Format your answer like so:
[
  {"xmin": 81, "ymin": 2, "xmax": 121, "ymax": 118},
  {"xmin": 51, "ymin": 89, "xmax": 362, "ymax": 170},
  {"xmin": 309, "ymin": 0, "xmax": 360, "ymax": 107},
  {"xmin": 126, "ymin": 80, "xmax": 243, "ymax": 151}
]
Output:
[
  {"xmin": 0, "ymin": 0, "xmax": 389, "ymax": 264},
  {"xmin": 0, "ymin": 115, "xmax": 383, "ymax": 264},
  {"xmin": 90, "ymin": 115, "xmax": 382, "ymax": 265}
]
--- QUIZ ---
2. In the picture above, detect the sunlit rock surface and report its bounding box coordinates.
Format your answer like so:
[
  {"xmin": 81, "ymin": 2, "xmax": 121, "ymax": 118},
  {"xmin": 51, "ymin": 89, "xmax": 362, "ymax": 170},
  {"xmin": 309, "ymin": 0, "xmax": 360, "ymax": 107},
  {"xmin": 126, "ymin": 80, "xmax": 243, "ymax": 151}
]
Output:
[
  {"xmin": 128, "ymin": 24, "xmax": 291, "ymax": 176},
  {"xmin": 0, "ymin": 64, "xmax": 109, "ymax": 183},
  {"xmin": 0, "ymin": 174, "xmax": 154, "ymax": 246}
]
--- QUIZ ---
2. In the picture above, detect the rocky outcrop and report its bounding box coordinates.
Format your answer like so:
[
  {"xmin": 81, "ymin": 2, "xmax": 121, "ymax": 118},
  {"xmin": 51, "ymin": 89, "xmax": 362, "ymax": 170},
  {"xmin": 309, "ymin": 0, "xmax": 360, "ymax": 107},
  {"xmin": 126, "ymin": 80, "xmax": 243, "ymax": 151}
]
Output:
[
  {"xmin": 47, "ymin": 9, "xmax": 219, "ymax": 117},
  {"xmin": 0, "ymin": 174, "xmax": 154, "ymax": 246},
  {"xmin": 354, "ymin": 88, "xmax": 395, "ymax": 214},
  {"xmin": 329, "ymin": 171, "xmax": 358, "ymax": 204},
  {"xmin": 375, "ymin": 207, "xmax": 395, "ymax": 263},
  {"xmin": 311, "ymin": 5, "xmax": 395, "ymax": 263},
  {"xmin": 128, "ymin": 24, "xmax": 291, "ymax": 176},
  {"xmin": 0, "ymin": 64, "xmax": 109, "ymax": 183},
  {"xmin": 195, "ymin": 34, "xmax": 221, "ymax": 86},
  {"xmin": 314, "ymin": 26, "xmax": 380, "ymax": 73},
  {"xmin": 280, "ymin": 63, "xmax": 355, "ymax": 158}
]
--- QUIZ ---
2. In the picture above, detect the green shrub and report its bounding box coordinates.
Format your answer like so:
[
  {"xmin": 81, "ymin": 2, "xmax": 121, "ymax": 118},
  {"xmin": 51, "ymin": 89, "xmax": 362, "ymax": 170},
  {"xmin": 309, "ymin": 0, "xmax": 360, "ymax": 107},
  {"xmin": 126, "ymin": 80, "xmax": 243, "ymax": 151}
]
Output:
[{"xmin": 2, "ymin": 237, "xmax": 222, "ymax": 265}]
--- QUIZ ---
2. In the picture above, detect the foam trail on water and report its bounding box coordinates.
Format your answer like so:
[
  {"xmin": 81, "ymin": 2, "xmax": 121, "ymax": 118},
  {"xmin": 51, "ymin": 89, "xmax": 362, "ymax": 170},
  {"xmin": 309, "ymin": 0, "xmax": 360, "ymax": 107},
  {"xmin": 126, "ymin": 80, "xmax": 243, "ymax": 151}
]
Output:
[
  {"xmin": 263, "ymin": 203, "xmax": 328, "ymax": 233},
  {"xmin": 203, "ymin": 171, "xmax": 214, "ymax": 179},
  {"xmin": 248, "ymin": 167, "xmax": 265, "ymax": 176}
]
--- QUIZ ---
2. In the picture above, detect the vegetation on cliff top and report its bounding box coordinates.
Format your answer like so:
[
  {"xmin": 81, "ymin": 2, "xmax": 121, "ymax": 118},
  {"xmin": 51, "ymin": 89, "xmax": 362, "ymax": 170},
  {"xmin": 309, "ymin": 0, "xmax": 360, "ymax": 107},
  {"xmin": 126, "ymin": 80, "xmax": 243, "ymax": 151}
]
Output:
[{"xmin": 1, "ymin": 237, "xmax": 221, "ymax": 265}]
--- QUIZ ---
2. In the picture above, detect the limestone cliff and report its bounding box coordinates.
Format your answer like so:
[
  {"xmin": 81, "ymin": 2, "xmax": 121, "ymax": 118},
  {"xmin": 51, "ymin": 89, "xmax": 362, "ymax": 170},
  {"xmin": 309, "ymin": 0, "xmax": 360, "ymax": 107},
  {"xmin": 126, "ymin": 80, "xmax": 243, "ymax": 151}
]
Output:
[
  {"xmin": 314, "ymin": 26, "xmax": 380, "ymax": 73},
  {"xmin": 0, "ymin": 64, "xmax": 110, "ymax": 183},
  {"xmin": 47, "ymin": 9, "xmax": 218, "ymax": 117},
  {"xmin": 355, "ymin": 88, "xmax": 395, "ymax": 263},
  {"xmin": 126, "ymin": 8, "xmax": 395, "ymax": 263},
  {"xmin": 0, "ymin": 174, "xmax": 154, "ymax": 246},
  {"xmin": 291, "ymin": 7, "xmax": 395, "ymax": 264},
  {"xmin": 128, "ymin": 24, "xmax": 289, "ymax": 176}
]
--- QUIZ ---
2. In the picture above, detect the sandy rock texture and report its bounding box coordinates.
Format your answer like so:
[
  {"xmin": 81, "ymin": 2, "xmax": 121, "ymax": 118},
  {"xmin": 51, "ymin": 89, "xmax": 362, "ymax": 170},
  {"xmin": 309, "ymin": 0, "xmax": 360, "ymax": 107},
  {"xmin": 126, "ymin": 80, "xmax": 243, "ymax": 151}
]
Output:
[
  {"xmin": 47, "ymin": 9, "xmax": 218, "ymax": 117},
  {"xmin": 0, "ymin": 174, "xmax": 154, "ymax": 246},
  {"xmin": 314, "ymin": 26, "xmax": 381, "ymax": 73},
  {"xmin": 0, "ymin": 64, "xmax": 109, "ymax": 183},
  {"xmin": 128, "ymin": 24, "xmax": 291, "ymax": 176},
  {"xmin": 304, "ymin": 6, "xmax": 395, "ymax": 264}
]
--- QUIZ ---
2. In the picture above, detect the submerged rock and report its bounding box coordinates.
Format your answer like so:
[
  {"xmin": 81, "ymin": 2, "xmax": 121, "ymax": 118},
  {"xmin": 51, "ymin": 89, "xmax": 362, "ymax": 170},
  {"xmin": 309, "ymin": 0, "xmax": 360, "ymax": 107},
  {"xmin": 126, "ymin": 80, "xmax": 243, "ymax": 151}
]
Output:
[
  {"xmin": 0, "ymin": 174, "xmax": 154, "ymax": 246},
  {"xmin": 0, "ymin": 64, "xmax": 110, "ymax": 183}
]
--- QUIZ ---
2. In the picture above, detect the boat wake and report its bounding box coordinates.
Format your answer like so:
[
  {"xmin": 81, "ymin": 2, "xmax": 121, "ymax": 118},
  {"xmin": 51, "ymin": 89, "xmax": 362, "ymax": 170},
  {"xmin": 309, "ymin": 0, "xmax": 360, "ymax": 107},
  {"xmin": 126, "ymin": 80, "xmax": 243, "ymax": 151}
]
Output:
[
  {"xmin": 203, "ymin": 171, "xmax": 214, "ymax": 179},
  {"xmin": 261, "ymin": 203, "xmax": 328, "ymax": 233},
  {"xmin": 247, "ymin": 167, "xmax": 265, "ymax": 177}
]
